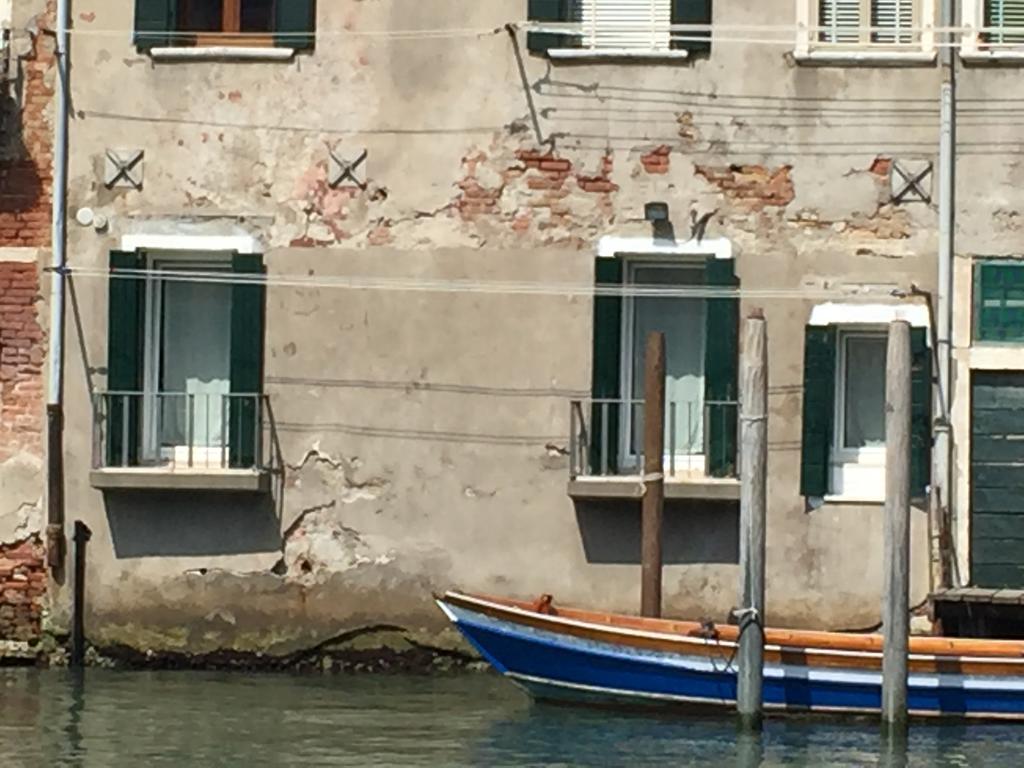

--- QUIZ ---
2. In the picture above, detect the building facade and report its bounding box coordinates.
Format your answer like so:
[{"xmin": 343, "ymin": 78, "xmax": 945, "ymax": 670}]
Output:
[
  {"xmin": 18, "ymin": 0, "xmax": 1024, "ymax": 657},
  {"xmin": 0, "ymin": 0, "xmax": 52, "ymax": 655}
]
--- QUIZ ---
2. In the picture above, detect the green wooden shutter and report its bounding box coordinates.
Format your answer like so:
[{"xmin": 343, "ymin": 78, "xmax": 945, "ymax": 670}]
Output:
[
  {"xmin": 800, "ymin": 325, "xmax": 838, "ymax": 497},
  {"xmin": 986, "ymin": 0, "xmax": 1024, "ymax": 44},
  {"xmin": 134, "ymin": 0, "xmax": 176, "ymax": 49},
  {"xmin": 528, "ymin": 0, "xmax": 576, "ymax": 53},
  {"xmin": 107, "ymin": 251, "xmax": 145, "ymax": 466},
  {"xmin": 591, "ymin": 257, "xmax": 622, "ymax": 474},
  {"xmin": 975, "ymin": 261, "xmax": 1024, "ymax": 342},
  {"xmin": 910, "ymin": 327, "xmax": 931, "ymax": 498},
  {"xmin": 671, "ymin": 0, "xmax": 712, "ymax": 53},
  {"xmin": 275, "ymin": 0, "xmax": 316, "ymax": 50},
  {"xmin": 704, "ymin": 257, "xmax": 738, "ymax": 478},
  {"xmin": 229, "ymin": 254, "xmax": 266, "ymax": 468}
]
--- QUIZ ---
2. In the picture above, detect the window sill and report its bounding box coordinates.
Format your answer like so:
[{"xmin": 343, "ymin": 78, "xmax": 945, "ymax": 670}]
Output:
[
  {"xmin": 568, "ymin": 474, "xmax": 740, "ymax": 502},
  {"xmin": 792, "ymin": 49, "xmax": 937, "ymax": 67},
  {"xmin": 961, "ymin": 50, "xmax": 1024, "ymax": 65},
  {"xmin": 548, "ymin": 48, "xmax": 690, "ymax": 62},
  {"xmin": 823, "ymin": 493, "xmax": 885, "ymax": 505},
  {"xmin": 90, "ymin": 467, "xmax": 271, "ymax": 493},
  {"xmin": 148, "ymin": 46, "xmax": 296, "ymax": 62}
]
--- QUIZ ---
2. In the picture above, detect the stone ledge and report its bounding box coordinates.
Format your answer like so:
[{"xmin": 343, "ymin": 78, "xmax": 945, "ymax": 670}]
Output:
[
  {"xmin": 568, "ymin": 475, "xmax": 741, "ymax": 501},
  {"xmin": 90, "ymin": 468, "xmax": 270, "ymax": 493}
]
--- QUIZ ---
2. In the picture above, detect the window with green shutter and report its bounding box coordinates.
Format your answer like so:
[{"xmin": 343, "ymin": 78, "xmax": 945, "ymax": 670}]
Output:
[
  {"xmin": 975, "ymin": 260, "xmax": 1024, "ymax": 342},
  {"xmin": 229, "ymin": 254, "xmax": 267, "ymax": 468},
  {"xmin": 527, "ymin": 0, "xmax": 577, "ymax": 53},
  {"xmin": 585, "ymin": 256, "xmax": 738, "ymax": 478},
  {"xmin": 134, "ymin": 0, "xmax": 316, "ymax": 50},
  {"xmin": 986, "ymin": 0, "xmax": 1024, "ymax": 45},
  {"xmin": 672, "ymin": 0, "xmax": 712, "ymax": 54},
  {"xmin": 528, "ymin": 0, "xmax": 712, "ymax": 54},
  {"xmin": 799, "ymin": 322, "xmax": 930, "ymax": 499},
  {"xmin": 107, "ymin": 251, "xmax": 146, "ymax": 466},
  {"xmin": 704, "ymin": 256, "xmax": 738, "ymax": 477},
  {"xmin": 102, "ymin": 250, "xmax": 267, "ymax": 473}
]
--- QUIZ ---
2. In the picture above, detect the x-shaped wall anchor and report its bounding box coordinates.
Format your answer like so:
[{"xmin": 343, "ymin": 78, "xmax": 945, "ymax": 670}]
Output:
[
  {"xmin": 328, "ymin": 147, "xmax": 368, "ymax": 190},
  {"xmin": 891, "ymin": 159, "xmax": 932, "ymax": 205},
  {"xmin": 104, "ymin": 149, "xmax": 145, "ymax": 190}
]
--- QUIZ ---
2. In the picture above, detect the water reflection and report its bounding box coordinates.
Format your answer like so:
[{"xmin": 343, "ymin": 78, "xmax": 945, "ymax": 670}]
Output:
[{"xmin": 1, "ymin": 670, "xmax": 1023, "ymax": 767}]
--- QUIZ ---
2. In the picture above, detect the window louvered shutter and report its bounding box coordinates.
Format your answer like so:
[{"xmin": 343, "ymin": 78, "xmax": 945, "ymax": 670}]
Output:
[
  {"xmin": 590, "ymin": 257, "xmax": 622, "ymax": 475},
  {"xmin": 872, "ymin": 0, "xmax": 914, "ymax": 44},
  {"xmin": 704, "ymin": 256, "xmax": 738, "ymax": 478},
  {"xmin": 583, "ymin": 0, "xmax": 672, "ymax": 51},
  {"xmin": 819, "ymin": 0, "xmax": 861, "ymax": 43},
  {"xmin": 800, "ymin": 325, "xmax": 838, "ymax": 497},
  {"xmin": 987, "ymin": 0, "xmax": 1024, "ymax": 45},
  {"xmin": 107, "ymin": 251, "xmax": 145, "ymax": 466},
  {"xmin": 671, "ymin": 0, "xmax": 712, "ymax": 53},
  {"xmin": 229, "ymin": 254, "xmax": 266, "ymax": 469},
  {"xmin": 275, "ymin": 0, "xmax": 316, "ymax": 50},
  {"xmin": 528, "ymin": 0, "xmax": 578, "ymax": 53},
  {"xmin": 134, "ymin": 0, "xmax": 176, "ymax": 49}
]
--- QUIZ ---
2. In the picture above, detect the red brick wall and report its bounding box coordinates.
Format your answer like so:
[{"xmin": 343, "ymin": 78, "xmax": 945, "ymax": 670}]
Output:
[
  {"xmin": 0, "ymin": 1, "xmax": 55, "ymax": 245},
  {"xmin": 0, "ymin": 536, "xmax": 46, "ymax": 642},
  {"xmin": 0, "ymin": 1, "xmax": 53, "ymax": 646},
  {"xmin": 0, "ymin": 262, "xmax": 44, "ymax": 463}
]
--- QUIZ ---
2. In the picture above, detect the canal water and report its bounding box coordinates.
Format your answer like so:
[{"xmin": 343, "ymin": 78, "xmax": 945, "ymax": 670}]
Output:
[{"xmin": 2, "ymin": 669, "xmax": 1023, "ymax": 767}]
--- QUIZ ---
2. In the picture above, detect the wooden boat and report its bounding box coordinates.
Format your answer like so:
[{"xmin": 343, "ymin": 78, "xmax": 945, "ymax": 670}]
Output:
[{"xmin": 436, "ymin": 591, "xmax": 1024, "ymax": 720}]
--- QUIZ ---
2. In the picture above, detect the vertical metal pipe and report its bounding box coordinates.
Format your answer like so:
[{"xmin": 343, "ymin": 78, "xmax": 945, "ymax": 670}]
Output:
[
  {"xmin": 45, "ymin": 0, "xmax": 71, "ymax": 571},
  {"xmin": 933, "ymin": 0, "xmax": 956, "ymax": 590},
  {"xmin": 882, "ymin": 321, "xmax": 912, "ymax": 737},
  {"xmin": 737, "ymin": 314, "xmax": 768, "ymax": 732}
]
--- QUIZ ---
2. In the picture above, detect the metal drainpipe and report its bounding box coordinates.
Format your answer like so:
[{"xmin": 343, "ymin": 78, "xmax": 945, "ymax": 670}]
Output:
[
  {"xmin": 45, "ymin": 0, "xmax": 70, "ymax": 574},
  {"xmin": 932, "ymin": 0, "xmax": 956, "ymax": 591}
]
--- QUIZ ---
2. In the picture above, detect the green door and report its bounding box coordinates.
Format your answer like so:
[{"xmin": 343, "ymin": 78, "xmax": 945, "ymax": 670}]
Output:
[{"xmin": 971, "ymin": 372, "xmax": 1024, "ymax": 588}]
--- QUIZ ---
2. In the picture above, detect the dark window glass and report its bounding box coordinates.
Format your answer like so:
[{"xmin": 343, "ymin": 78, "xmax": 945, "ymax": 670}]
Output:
[{"xmin": 180, "ymin": 0, "xmax": 224, "ymax": 31}]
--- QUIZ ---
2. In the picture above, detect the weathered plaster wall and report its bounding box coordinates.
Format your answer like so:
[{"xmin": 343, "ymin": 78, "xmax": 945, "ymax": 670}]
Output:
[
  {"xmin": 0, "ymin": 0, "xmax": 51, "ymax": 649},
  {"xmin": 56, "ymin": 0, "xmax": 949, "ymax": 654}
]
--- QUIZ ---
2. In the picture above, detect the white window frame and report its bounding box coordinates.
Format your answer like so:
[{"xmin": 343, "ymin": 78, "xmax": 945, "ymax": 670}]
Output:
[
  {"xmin": 795, "ymin": 0, "xmax": 937, "ymax": 64},
  {"xmin": 961, "ymin": 0, "xmax": 1024, "ymax": 61},
  {"xmin": 618, "ymin": 258, "xmax": 707, "ymax": 474},
  {"xmin": 809, "ymin": 302, "xmax": 929, "ymax": 502},
  {"xmin": 140, "ymin": 251, "xmax": 234, "ymax": 469},
  {"xmin": 831, "ymin": 328, "xmax": 888, "ymax": 501}
]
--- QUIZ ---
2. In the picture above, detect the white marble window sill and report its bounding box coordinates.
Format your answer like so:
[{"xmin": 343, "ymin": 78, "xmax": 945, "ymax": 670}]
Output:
[
  {"xmin": 548, "ymin": 48, "xmax": 690, "ymax": 62},
  {"xmin": 793, "ymin": 50, "xmax": 937, "ymax": 67},
  {"xmin": 149, "ymin": 46, "xmax": 296, "ymax": 62}
]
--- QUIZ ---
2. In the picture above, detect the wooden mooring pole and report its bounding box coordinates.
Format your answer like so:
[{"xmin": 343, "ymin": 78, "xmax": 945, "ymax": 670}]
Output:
[
  {"xmin": 641, "ymin": 331, "xmax": 666, "ymax": 618},
  {"xmin": 882, "ymin": 320, "xmax": 912, "ymax": 739},
  {"xmin": 70, "ymin": 521, "xmax": 92, "ymax": 669},
  {"xmin": 737, "ymin": 313, "xmax": 768, "ymax": 731}
]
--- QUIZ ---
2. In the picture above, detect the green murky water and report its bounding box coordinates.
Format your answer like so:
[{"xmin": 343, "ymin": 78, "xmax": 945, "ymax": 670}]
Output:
[{"xmin": 2, "ymin": 669, "xmax": 1023, "ymax": 766}]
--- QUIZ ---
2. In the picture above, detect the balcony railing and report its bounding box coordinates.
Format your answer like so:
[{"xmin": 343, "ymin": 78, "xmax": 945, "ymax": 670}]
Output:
[
  {"xmin": 569, "ymin": 398, "xmax": 739, "ymax": 480},
  {"xmin": 92, "ymin": 391, "xmax": 279, "ymax": 474}
]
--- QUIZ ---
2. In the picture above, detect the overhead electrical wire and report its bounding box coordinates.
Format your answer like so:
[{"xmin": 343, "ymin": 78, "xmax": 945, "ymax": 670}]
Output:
[{"xmin": 53, "ymin": 265, "xmax": 922, "ymax": 303}]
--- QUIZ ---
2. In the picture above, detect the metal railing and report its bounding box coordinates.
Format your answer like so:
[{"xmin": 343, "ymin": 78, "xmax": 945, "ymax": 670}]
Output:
[
  {"xmin": 92, "ymin": 391, "xmax": 279, "ymax": 473},
  {"xmin": 569, "ymin": 397, "xmax": 739, "ymax": 480}
]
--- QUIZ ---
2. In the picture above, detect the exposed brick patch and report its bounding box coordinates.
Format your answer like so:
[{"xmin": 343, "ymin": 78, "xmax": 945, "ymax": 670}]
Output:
[
  {"xmin": 869, "ymin": 157, "xmax": 893, "ymax": 178},
  {"xmin": 640, "ymin": 145, "xmax": 671, "ymax": 175},
  {"xmin": 0, "ymin": 1, "xmax": 55, "ymax": 247},
  {"xmin": 0, "ymin": 535, "xmax": 46, "ymax": 642},
  {"xmin": 366, "ymin": 222, "xmax": 394, "ymax": 246},
  {"xmin": 576, "ymin": 153, "xmax": 618, "ymax": 194},
  {"xmin": 695, "ymin": 164, "xmax": 795, "ymax": 211},
  {"xmin": 0, "ymin": 263, "xmax": 45, "ymax": 463}
]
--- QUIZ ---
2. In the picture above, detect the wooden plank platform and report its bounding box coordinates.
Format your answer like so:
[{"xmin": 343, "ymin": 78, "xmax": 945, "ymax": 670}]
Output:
[{"xmin": 932, "ymin": 587, "xmax": 1024, "ymax": 605}]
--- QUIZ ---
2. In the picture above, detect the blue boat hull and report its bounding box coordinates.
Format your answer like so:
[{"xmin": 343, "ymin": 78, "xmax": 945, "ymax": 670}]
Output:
[{"xmin": 438, "ymin": 596, "xmax": 1024, "ymax": 720}]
